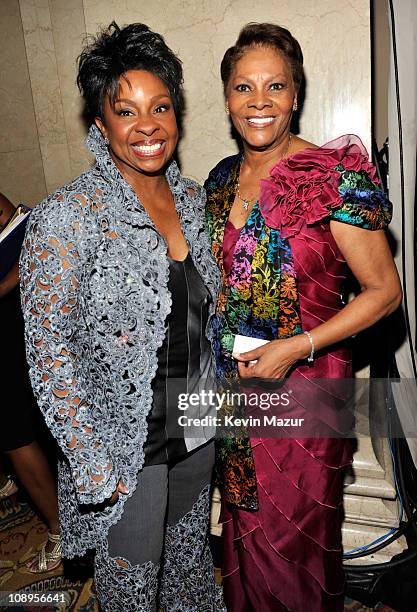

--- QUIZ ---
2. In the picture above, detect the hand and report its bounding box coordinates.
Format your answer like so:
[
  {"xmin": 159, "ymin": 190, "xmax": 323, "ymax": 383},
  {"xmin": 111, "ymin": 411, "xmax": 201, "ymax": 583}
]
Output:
[
  {"xmin": 108, "ymin": 479, "xmax": 129, "ymax": 505},
  {"xmin": 232, "ymin": 335, "xmax": 309, "ymax": 379}
]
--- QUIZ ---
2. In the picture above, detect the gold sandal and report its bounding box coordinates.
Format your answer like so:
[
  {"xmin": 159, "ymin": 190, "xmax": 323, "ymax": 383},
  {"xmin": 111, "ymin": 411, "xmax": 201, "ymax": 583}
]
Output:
[
  {"xmin": 26, "ymin": 532, "xmax": 62, "ymax": 573},
  {"xmin": 0, "ymin": 476, "xmax": 18, "ymax": 500}
]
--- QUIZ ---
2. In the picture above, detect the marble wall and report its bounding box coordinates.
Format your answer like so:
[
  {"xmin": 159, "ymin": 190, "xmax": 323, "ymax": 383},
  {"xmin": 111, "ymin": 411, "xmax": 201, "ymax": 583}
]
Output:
[
  {"xmin": 19, "ymin": 0, "xmax": 89, "ymax": 196},
  {"xmin": 0, "ymin": 0, "xmax": 371, "ymax": 204},
  {"xmin": 83, "ymin": 0, "xmax": 372, "ymax": 183},
  {"xmin": 0, "ymin": 0, "xmax": 46, "ymax": 205}
]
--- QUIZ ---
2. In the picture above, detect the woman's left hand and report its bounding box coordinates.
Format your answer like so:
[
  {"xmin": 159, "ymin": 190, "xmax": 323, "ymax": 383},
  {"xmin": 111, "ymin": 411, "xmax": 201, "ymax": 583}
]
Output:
[{"xmin": 233, "ymin": 335, "xmax": 309, "ymax": 379}]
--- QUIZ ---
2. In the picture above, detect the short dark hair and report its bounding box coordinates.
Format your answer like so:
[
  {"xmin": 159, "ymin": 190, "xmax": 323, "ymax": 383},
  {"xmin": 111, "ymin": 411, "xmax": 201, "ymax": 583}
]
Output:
[
  {"xmin": 77, "ymin": 22, "xmax": 184, "ymax": 123},
  {"xmin": 220, "ymin": 23, "xmax": 304, "ymax": 92}
]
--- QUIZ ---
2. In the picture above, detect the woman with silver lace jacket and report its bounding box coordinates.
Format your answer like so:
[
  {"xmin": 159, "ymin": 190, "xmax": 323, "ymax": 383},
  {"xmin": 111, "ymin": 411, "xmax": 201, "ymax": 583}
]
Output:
[{"xmin": 20, "ymin": 22, "xmax": 223, "ymax": 612}]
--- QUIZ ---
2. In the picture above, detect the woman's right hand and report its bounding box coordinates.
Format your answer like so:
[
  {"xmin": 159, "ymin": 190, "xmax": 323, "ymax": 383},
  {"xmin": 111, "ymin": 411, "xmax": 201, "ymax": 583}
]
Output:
[
  {"xmin": 233, "ymin": 334, "xmax": 310, "ymax": 380},
  {"xmin": 108, "ymin": 479, "xmax": 129, "ymax": 505}
]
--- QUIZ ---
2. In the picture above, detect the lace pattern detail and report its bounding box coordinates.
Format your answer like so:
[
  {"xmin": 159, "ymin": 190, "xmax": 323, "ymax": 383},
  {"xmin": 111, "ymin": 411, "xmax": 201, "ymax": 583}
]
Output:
[
  {"xmin": 160, "ymin": 485, "xmax": 226, "ymax": 611},
  {"xmin": 20, "ymin": 125, "xmax": 220, "ymax": 558},
  {"xmin": 95, "ymin": 539, "xmax": 159, "ymax": 612}
]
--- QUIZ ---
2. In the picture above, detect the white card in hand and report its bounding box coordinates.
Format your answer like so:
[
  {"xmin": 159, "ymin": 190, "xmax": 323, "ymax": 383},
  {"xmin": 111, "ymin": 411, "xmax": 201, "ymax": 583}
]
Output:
[{"xmin": 232, "ymin": 334, "xmax": 270, "ymax": 354}]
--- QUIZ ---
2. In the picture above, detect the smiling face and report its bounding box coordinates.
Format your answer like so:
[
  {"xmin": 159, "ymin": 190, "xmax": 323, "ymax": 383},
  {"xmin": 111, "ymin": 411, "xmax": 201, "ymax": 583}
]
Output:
[
  {"xmin": 226, "ymin": 45, "xmax": 296, "ymax": 152},
  {"xmin": 95, "ymin": 69, "xmax": 178, "ymax": 180}
]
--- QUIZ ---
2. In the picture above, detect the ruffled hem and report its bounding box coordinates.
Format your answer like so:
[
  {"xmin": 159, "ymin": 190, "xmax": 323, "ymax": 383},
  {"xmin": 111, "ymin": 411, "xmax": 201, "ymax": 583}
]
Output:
[
  {"xmin": 221, "ymin": 511, "xmax": 345, "ymax": 611},
  {"xmin": 220, "ymin": 438, "xmax": 348, "ymax": 611}
]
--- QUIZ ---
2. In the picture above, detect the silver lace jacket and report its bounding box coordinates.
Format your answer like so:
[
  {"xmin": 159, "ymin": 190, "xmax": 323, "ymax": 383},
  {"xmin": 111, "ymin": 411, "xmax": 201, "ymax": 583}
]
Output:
[{"xmin": 20, "ymin": 125, "xmax": 220, "ymax": 558}]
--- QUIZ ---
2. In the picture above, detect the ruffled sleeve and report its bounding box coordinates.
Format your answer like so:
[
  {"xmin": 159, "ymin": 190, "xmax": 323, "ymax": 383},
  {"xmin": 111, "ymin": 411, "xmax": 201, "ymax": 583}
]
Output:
[{"xmin": 259, "ymin": 134, "xmax": 392, "ymax": 238}]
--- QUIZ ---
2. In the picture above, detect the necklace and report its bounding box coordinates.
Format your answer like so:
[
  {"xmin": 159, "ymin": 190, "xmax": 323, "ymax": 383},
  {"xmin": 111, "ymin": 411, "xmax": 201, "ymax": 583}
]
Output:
[
  {"xmin": 235, "ymin": 182, "xmax": 253, "ymax": 211},
  {"xmin": 236, "ymin": 133, "xmax": 292, "ymax": 211}
]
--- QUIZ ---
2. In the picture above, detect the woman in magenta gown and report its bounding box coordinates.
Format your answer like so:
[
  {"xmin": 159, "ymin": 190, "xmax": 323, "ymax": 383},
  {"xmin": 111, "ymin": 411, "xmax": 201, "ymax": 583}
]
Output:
[{"xmin": 205, "ymin": 23, "xmax": 402, "ymax": 611}]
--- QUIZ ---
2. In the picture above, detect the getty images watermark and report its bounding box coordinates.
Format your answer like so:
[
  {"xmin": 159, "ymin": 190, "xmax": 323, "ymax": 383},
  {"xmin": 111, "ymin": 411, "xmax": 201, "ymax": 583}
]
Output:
[
  {"xmin": 167, "ymin": 378, "xmax": 417, "ymax": 438},
  {"xmin": 177, "ymin": 389, "xmax": 306, "ymax": 429}
]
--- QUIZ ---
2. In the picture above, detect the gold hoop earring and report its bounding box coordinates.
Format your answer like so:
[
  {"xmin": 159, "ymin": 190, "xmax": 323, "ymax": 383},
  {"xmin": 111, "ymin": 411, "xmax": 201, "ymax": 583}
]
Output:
[
  {"xmin": 225, "ymin": 102, "xmax": 230, "ymax": 115},
  {"xmin": 293, "ymin": 100, "xmax": 298, "ymax": 112}
]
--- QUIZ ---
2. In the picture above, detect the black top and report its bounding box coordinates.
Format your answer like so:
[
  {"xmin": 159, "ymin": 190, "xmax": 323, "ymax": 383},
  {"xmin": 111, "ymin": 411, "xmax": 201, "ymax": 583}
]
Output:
[{"xmin": 143, "ymin": 253, "xmax": 211, "ymax": 465}]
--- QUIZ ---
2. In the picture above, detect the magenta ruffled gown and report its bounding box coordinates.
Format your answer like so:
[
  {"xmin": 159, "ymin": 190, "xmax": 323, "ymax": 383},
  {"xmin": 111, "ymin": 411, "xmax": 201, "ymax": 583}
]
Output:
[{"xmin": 206, "ymin": 136, "xmax": 392, "ymax": 612}]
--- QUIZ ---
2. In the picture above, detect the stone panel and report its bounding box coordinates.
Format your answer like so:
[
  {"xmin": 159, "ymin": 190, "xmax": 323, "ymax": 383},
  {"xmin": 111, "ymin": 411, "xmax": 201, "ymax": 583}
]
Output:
[
  {"xmin": 0, "ymin": 149, "xmax": 47, "ymax": 206},
  {"xmin": 83, "ymin": 0, "xmax": 371, "ymax": 183},
  {"xmin": 0, "ymin": 0, "xmax": 40, "ymax": 154},
  {"xmin": 19, "ymin": 0, "xmax": 72, "ymax": 193}
]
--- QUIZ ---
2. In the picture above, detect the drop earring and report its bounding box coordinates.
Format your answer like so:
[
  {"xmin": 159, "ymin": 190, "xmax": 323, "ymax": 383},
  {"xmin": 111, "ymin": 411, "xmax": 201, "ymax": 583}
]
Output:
[
  {"xmin": 293, "ymin": 99, "xmax": 298, "ymax": 112},
  {"xmin": 225, "ymin": 102, "xmax": 230, "ymax": 115},
  {"xmin": 104, "ymin": 136, "xmax": 109, "ymax": 145}
]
